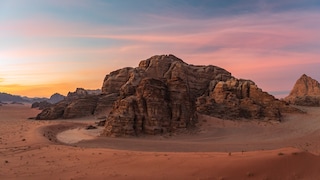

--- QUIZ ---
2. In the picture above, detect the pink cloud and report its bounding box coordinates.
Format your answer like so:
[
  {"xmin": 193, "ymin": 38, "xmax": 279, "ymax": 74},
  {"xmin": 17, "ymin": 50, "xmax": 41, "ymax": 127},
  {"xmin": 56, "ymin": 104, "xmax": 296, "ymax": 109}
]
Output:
[
  {"xmin": 2, "ymin": 10, "xmax": 319, "ymax": 51},
  {"xmin": 1, "ymin": 10, "xmax": 320, "ymax": 97}
]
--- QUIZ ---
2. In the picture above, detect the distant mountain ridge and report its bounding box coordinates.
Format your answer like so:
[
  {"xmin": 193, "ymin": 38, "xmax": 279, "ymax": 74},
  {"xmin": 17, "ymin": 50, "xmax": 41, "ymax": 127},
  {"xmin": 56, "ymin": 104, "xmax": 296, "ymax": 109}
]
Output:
[{"xmin": 0, "ymin": 92, "xmax": 47, "ymax": 103}]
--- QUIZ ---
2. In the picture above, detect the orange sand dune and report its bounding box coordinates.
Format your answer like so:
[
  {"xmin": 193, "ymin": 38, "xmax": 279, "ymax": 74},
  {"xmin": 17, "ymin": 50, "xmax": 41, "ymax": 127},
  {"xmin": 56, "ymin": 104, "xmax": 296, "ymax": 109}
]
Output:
[{"xmin": 1, "ymin": 104, "xmax": 320, "ymax": 179}]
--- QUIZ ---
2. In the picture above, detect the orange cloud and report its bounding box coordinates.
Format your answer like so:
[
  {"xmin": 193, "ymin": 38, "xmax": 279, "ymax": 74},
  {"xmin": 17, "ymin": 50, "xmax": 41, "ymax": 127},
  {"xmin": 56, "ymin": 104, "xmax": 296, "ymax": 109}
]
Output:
[{"xmin": 0, "ymin": 79, "xmax": 102, "ymax": 98}]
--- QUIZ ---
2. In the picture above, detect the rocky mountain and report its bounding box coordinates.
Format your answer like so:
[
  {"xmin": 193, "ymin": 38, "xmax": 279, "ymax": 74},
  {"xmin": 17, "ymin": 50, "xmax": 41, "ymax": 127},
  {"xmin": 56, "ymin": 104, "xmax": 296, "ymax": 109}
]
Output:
[
  {"xmin": 36, "ymin": 55, "xmax": 299, "ymax": 136},
  {"xmin": 284, "ymin": 74, "xmax": 320, "ymax": 106}
]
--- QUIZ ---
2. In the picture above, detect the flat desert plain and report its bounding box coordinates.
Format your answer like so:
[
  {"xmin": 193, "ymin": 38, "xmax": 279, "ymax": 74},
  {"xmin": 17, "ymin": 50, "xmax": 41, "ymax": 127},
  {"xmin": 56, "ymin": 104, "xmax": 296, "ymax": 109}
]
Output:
[{"xmin": 1, "ymin": 104, "xmax": 320, "ymax": 180}]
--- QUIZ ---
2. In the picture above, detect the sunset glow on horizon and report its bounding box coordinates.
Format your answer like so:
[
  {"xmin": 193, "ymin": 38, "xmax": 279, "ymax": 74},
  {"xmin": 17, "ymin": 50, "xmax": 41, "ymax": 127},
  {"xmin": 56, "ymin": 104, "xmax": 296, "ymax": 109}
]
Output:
[{"xmin": 1, "ymin": 0, "xmax": 320, "ymax": 98}]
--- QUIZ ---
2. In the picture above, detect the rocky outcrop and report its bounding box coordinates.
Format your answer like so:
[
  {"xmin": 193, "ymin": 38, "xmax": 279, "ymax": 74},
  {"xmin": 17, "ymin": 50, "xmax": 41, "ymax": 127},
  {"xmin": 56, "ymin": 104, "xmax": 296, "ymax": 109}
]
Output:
[
  {"xmin": 102, "ymin": 55, "xmax": 298, "ymax": 137},
  {"xmin": 36, "ymin": 101, "xmax": 68, "ymax": 120},
  {"xmin": 66, "ymin": 88, "xmax": 89, "ymax": 100},
  {"xmin": 36, "ymin": 88, "xmax": 114, "ymax": 120},
  {"xmin": 36, "ymin": 54, "xmax": 300, "ymax": 136},
  {"xmin": 31, "ymin": 101, "xmax": 52, "ymax": 110},
  {"xmin": 284, "ymin": 74, "xmax": 320, "ymax": 106}
]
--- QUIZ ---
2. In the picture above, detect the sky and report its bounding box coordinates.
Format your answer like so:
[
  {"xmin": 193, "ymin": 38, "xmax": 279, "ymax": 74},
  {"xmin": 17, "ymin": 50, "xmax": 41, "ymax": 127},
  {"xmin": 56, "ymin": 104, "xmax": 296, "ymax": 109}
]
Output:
[{"xmin": 0, "ymin": 0, "xmax": 320, "ymax": 98}]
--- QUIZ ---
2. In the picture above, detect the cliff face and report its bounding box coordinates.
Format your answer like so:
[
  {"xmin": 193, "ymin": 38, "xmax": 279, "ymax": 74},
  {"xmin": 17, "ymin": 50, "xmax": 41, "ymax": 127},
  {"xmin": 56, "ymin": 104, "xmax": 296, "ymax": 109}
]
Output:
[
  {"xmin": 284, "ymin": 74, "xmax": 320, "ymax": 106},
  {"xmin": 36, "ymin": 54, "xmax": 299, "ymax": 136},
  {"xmin": 101, "ymin": 55, "xmax": 296, "ymax": 137}
]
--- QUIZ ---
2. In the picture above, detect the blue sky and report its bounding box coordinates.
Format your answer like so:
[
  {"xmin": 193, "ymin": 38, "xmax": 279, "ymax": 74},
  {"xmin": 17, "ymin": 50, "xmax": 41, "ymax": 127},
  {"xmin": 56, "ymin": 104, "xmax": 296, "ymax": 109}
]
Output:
[{"xmin": 1, "ymin": 0, "xmax": 320, "ymax": 97}]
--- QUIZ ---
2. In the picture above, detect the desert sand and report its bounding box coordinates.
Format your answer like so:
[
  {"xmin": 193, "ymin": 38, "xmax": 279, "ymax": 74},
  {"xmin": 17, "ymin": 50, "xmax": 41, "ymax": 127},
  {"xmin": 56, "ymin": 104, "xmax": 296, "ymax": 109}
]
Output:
[{"xmin": 1, "ymin": 104, "xmax": 320, "ymax": 179}]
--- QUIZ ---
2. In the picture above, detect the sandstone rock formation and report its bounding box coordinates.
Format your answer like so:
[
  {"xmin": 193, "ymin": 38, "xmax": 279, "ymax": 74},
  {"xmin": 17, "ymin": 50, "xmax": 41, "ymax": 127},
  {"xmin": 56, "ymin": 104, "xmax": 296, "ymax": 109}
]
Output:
[
  {"xmin": 31, "ymin": 101, "xmax": 52, "ymax": 110},
  {"xmin": 284, "ymin": 74, "xmax": 320, "ymax": 106},
  {"xmin": 66, "ymin": 88, "xmax": 89, "ymax": 100},
  {"xmin": 36, "ymin": 88, "xmax": 110, "ymax": 120},
  {"xmin": 101, "ymin": 55, "xmax": 298, "ymax": 137},
  {"xmin": 36, "ymin": 54, "xmax": 299, "ymax": 136},
  {"xmin": 36, "ymin": 101, "xmax": 68, "ymax": 120}
]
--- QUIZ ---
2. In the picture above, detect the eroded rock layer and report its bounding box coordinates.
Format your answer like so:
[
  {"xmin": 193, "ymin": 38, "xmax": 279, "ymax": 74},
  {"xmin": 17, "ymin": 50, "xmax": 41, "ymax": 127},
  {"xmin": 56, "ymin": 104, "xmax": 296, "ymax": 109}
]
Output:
[
  {"xmin": 101, "ymin": 55, "xmax": 297, "ymax": 137},
  {"xmin": 36, "ymin": 54, "xmax": 299, "ymax": 136}
]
